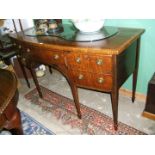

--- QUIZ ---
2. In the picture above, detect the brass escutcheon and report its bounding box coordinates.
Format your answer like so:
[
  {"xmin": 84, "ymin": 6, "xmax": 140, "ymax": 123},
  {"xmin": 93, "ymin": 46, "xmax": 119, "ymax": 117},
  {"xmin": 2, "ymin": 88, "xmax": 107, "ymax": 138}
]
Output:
[
  {"xmin": 78, "ymin": 74, "xmax": 84, "ymax": 80},
  {"xmin": 96, "ymin": 59, "xmax": 103, "ymax": 65},
  {"xmin": 27, "ymin": 48, "xmax": 30, "ymax": 52},
  {"xmin": 98, "ymin": 77, "xmax": 104, "ymax": 84},
  {"xmin": 54, "ymin": 54, "xmax": 59, "ymax": 60},
  {"xmin": 76, "ymin": 57, "xmax": 81, "ymax": 63}
]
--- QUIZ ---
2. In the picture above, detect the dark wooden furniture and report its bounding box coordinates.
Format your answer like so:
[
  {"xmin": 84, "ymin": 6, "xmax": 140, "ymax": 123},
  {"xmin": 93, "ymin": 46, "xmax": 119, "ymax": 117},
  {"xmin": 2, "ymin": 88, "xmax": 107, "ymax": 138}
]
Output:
[
  {"xmin": 9, "ymin": 26, "xmax": 144, "ymax": 130},
  {"xmin": 0, "ymin": 69, "xmax": 23, "ymax": 134},
  {"xmin": 12, "ymin": 19, "xmax": 44, "ymax": 97},
  {"xmin": 13, "ymin": 19, "xmax": 52, "ymax": 98},
  {"xmin": 142, "ymin": 73, "xmax": 155, "ymax": 120},
  {"xmin": 17, "ymin": 50, "xmax": 44, "ymax": 98},
  {"xmin": 0, "ymin": 35, "xmax": 42, "ymax": 97}
]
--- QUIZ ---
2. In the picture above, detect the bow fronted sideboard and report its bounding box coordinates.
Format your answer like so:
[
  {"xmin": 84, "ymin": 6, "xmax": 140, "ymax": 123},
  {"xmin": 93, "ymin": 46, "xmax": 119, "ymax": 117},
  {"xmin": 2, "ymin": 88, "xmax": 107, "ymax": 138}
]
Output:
[{"xmin": 9, "ymin": 25, "xmax": 144, "ymax": 130}]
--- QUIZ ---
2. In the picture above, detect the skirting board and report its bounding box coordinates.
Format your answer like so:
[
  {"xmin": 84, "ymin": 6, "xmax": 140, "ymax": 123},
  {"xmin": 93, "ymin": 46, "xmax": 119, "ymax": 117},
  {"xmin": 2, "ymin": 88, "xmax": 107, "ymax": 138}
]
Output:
[
  {"xmin": 142, "ymin": 111, "xmax": 155, "ymax": 121},
  {"xmin": 119, "ymin": 88, "xmax": 146, "ymax": 102},
  {"xmin": 119, "ymin": 88, "xmax": 154, "ymax": 120}
]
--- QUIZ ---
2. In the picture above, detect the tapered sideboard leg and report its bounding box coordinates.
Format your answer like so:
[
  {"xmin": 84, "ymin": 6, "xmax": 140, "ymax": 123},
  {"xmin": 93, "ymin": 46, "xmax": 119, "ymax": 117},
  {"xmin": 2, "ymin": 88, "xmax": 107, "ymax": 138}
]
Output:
[
  {"xmin": 29, "ymin": 66, "xmax": 43, "ymax": 98},
  {"xmin": 48, "ymin": 66, "xmax": 53, "ymax": 74},
  {"xmin": 132, "ymin": 38, "xmax": 140, "ymax": 103},
  {"xmin": 70, "ymin": 84, "xmax": 82, "ymax": 119},
  {"xmin": 132, "ymin": 70, "xmax": 137, "ymax": 103},
  {"xmin": 17, "ymin": 57, "xmax": 31, "ymax": 88},
  {"xmin": 111, "ymin": 90, "xmax": 119, "ymax": 131}
]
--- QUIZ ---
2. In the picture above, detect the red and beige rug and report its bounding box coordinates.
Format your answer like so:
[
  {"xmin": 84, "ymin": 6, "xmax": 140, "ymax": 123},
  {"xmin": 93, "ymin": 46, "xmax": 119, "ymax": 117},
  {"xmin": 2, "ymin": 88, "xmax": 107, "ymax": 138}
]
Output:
[{"xmin": 24, "ymin": 86, "xmax": 146, "ymax": 135}]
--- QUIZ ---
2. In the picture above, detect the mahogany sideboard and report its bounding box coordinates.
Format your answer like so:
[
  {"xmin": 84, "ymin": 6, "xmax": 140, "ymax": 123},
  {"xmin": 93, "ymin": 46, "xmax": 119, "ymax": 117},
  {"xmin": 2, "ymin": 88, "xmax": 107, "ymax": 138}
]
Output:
[{"xmin": 9, "ymin": 26, "xmax": 144, "ymax": 130}]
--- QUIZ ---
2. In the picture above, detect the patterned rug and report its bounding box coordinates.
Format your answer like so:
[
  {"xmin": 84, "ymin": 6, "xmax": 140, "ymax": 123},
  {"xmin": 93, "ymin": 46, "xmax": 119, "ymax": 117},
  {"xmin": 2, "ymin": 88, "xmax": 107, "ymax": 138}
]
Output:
[
  {"xmin": 21, "ymin": 111, "xmax": 54, "ymax": 135},
  {"xmin": 24, "ymin": 86, "xmax": 146, "ymax": 135},
  {"xmin": 0, "ymin": 111, "xmax": 54, "ymax": 135}
]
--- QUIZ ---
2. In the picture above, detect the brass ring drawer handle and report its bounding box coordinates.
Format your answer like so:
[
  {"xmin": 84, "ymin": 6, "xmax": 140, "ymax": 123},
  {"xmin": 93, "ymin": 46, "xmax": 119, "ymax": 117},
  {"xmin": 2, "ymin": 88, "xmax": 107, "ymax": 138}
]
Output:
[
  {"xmin": 78, "ymin": 74, "xmax": 84, "ymax": 80},
  {"xmin": 54, "ymin": 54, "xmax": 59, "ymax": 60},
  {"xmin": 76, "ymin": 57, "xmax": 81, "ymax": 63},
  {"xmin": 18, "ymin": 45, "xmax": 22, "ymax": 49},
  {"xmin": 96, "ymin": 59, "xmax": 103, "ymax": 65},
  {"xmin": 27, "ymin": 48, "xmax": 30, "ymax": 52},
  {"xmin": 98, "ymin": 77, "xmax": 104, "ymax": 84}
]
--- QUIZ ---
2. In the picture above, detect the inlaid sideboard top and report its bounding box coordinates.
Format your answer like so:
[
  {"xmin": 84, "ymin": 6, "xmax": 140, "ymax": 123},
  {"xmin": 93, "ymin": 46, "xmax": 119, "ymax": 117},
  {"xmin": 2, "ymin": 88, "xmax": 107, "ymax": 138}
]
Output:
[{"xmin": 9, "ymin": 26, "xmax": 144, "ymax": 55}]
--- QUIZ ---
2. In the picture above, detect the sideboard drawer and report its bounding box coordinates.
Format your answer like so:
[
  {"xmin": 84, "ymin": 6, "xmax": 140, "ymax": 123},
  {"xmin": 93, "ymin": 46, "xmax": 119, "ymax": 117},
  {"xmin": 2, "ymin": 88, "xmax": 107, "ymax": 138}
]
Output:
[
  {"xmin": 91, "ymin": 73, "xmax": 112, "ymax": 91},
  {"xmin": 89, "ymin": 55, "xmax": 112, "ymax": 74},
  {"xmin": 71, "ymin": 71, "xmax": 91, "ymax": 86},
  {"xmin": 71, "ymin": 70, "xmax": 112, "ymax": 91},
  {"xmin": 66, "ymin": 53, "xmax": 89, "ymax": 71},
  {"xmin": 15, "ymin": 43, "xmax": 64, "ymax": 66},
  {"xmin": 66, "ymin": 53, "xmax": 112, "ymax": 74},
  {"xmin": 28, "ymin": 46, "xmax": 65, "ymax": 65}
]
